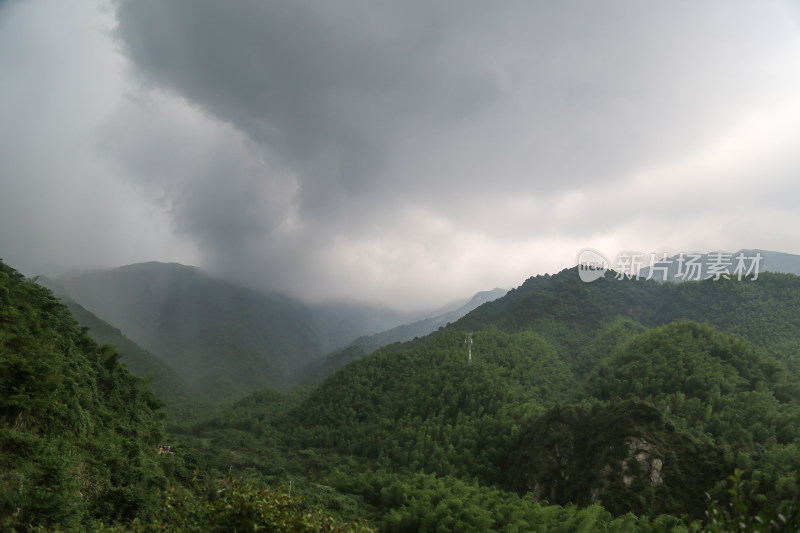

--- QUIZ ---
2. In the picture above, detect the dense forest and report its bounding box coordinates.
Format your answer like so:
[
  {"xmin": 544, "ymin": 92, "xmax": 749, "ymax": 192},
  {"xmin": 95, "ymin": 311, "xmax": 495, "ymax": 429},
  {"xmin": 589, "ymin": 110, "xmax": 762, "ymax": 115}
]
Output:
[{"xmin": 3, "ymin": 260, "xmax": 800, "ymax": 530}]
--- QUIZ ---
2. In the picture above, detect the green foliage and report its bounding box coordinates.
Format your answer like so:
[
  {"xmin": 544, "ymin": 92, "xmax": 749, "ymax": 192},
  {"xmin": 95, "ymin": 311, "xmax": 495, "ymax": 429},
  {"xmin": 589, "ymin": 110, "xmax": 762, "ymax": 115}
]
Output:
[
  {"xmin": 574, "ymin": 316, "xmax": 647, "ymax": 376},
  {"xmin": 456, "ymin": 270, "xmax": 663, "ymax": 363},
  {"xmin": 508, "ymin": 398, "xmax": 726, "ymax": 517},
  {"xmin": 99, "ymin": 476, "xmax": 376, "ymax": 532},
  {"xmin": 60, "ymin": 295, "xmax": 201, "ymax": 410},
  {"xmin": 459, "ymin": 267, "xmax": 800, "ymax": 381},
  {"xmin": 586, "ymin": 322, "xmax": 800, "ymax": 504},
  {"xmin": 288, "ymin": 328, "xmax": 574, "ymax": 483},
  {"xmin": 699, "ymin": 469, "xmax": 800, "ymax": 532},
  {"xmin": 330, "ymin": 469, "xmax": 648, "ymax": 532},
  {"xmin": 648, "ymin": 273, "xmax": 800, "ymax": 368},
  {"xmin": 8, "ymin": 262, "xmax": 800, "ymax": 530},
  {"xmin": 0, "ymin": 261, "xmax": 179, "ymax": 529}
]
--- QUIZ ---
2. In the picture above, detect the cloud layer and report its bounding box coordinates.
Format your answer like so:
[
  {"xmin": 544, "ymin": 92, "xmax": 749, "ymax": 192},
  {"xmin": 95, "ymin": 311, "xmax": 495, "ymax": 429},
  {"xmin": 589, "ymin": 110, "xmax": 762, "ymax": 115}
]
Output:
[{"xmin": 3, "ymin": 0, "xmax": 800, "ymax": 309}]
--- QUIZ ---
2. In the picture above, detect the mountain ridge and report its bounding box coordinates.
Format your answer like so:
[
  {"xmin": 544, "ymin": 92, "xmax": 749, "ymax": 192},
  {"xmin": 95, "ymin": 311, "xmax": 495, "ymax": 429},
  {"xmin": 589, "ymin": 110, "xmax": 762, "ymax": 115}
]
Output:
[
  {"xmin": 37, "ymin": 275, "xmax": 200, "ymax": 408},
  {"xmin": 51, "ymin": 261, "xmax": 506, "ymax": 400}
]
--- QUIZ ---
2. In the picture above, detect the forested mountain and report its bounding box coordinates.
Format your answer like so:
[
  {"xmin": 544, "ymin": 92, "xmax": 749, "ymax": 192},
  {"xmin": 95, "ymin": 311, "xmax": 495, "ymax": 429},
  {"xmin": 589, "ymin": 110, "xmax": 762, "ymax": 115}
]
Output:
[
  {"xmin": 456, "ymin": 267, "xmax": 800, "ymax": 377},
  {"xmin": 0, "ymin": 260, "xmax": 376, "ymax": 531},
  {"xmin": 37, "ymin": 276, "xmax": 199, "ymax": 408},
  {"xmin": 169, "ymin": 267, "xmax": 800, "ymax": 530},
  {"xmin": 0, "ymin": 261, "xmax": 175, "ymax": 528},
  {"xmin": 53, "ymin": 262, "xmax": 432, "ymax": 400},
  {"xmin": 6, "ymin": 258, "xmax": 800, "ymax": 530}
]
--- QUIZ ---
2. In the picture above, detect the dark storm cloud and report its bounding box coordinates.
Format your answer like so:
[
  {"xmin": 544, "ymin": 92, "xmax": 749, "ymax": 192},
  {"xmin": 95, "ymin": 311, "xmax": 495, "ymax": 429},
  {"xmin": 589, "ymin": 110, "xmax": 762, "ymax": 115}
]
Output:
[
  {"xmin": 1, "ymin": 0, "xmax": 799, "ymax": 308},
  {"xmin": 114, "ymin": 1, "xmax": 499, "ymax": 208},
  {"xmin": 112, "ymin": 0, "xmax": 790, "ymax": 198},
  {"xmin": 102, "ymin": 0, "xmax": 800, "ymax": 306}
]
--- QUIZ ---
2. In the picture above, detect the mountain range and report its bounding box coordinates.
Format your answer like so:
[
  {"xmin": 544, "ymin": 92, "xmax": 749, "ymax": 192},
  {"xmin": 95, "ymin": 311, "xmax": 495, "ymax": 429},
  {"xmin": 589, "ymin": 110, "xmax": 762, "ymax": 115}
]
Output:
[
  {"xmin": 34, "ymin": 279, "xmax": 201, "ymax": 408},
  {"xmin": 173, "ymin": 259, "xmax": 800, "ymax": 529},
  {"xmin": 46, "ymin": 262, "xmax": 506, "ymax": 400},
  {"xmin": 6, "ymin": 252, "xmax": 800, "ymax": 530}
]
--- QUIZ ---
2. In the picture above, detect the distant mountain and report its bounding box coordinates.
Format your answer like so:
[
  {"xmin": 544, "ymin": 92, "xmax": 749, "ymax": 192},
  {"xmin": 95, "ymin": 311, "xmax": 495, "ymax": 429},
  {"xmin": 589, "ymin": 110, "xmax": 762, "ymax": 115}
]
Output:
[
  {"xmin": 294, "ymin": 287, "xmax": 507, "ymax": 386},
  {"xmin": 52, "ymin": 263, "xmax": 323, "ymax": 399},
  {"xmin": 38, "ymin": 276, "xmax": 199, "ymax": 408},
  {"xmin": 51, "ymin": 262, "xmax": 435, "ymax": 400},
  {"xmin": 304, "ymin": 300, "xmax": 430, "ymax": 352},
  {"xmin": 367, "ymin": 288, "xmax": 508, "ymax": 346}
]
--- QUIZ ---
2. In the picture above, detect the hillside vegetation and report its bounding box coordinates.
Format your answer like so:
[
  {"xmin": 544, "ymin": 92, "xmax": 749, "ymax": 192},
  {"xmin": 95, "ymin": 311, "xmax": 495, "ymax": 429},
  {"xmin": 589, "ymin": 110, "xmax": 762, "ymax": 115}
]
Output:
[
  {"xmin": 0, "ymin": 261, "xmax": 376, "ymax": 531},
  {"xmin": 0, "ymin": 261, "xmax": 175, "ymax": 528},
  {"xmin": 4, "ymin": 261, "xmax": 800, "ymax": 530},
  {"xmin": 52, "ymin": 263, "xmax": 499, "ymax": 400}
]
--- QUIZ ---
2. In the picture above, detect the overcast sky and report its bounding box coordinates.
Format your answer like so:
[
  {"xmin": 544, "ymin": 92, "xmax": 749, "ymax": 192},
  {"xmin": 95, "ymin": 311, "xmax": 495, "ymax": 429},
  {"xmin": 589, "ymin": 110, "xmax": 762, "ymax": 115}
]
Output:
[{"xmin": 2, "ymin": 0, "xmax": 800, "ymax": 310}]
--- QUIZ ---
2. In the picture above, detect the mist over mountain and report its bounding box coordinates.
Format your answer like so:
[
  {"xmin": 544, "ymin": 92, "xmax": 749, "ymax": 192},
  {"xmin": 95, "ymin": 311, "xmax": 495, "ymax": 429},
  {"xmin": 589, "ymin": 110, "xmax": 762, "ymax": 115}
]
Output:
[
  {"xmin": 51, "ymin": 263, "xmax": 352, "ymax": 398},
  {"xmin": 37, "ymin": 275, "xmax": 200, "ymax": 407},
  {"xmin": 52, "ymin": 262, "xmax": 498, "ymax": 399}
]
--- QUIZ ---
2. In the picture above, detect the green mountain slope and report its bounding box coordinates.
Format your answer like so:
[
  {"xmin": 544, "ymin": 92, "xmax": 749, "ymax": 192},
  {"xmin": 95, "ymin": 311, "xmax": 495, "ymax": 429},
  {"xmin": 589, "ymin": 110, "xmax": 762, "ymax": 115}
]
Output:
[
  {"xmin": 291, "ymin": 328, "xmax": 575, "ymax": 479},
  {"xmin": 53, "ymin": 262, "xmax": 446, "ymax": 400},
  {"xmin": 455, "ymin": 271, "xmax": 664, "ymax": 366},
  {"xmin": 645, "ymin": 272, "xmax": 800, "ymax": 376},
  {"xmin": 510, "ymin": 322, "xmax": 800, "ymax": 517},
  {"xmin": 457, "ymin": 267, "xmax": 800, "ymax": 377},
  {"xmin": 63, "ymin": 297, "xmax": 200, "ymax": 408},
  {"xmin": 55, "ymin": 263, "xmax": 322, "ymax": 398},
  {"xmin": 291, "ymin": 322, "xmax": 799, "ymax": 513},
  {"xmin": 0, "ymin": 261, "xmax": 177, "ymax": 529}
]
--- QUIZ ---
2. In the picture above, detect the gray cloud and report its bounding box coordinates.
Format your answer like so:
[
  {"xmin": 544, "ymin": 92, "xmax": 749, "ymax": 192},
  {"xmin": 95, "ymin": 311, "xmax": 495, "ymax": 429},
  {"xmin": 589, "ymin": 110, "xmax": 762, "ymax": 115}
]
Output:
[
  {"xmin": 105, "ymin": 0, "xmax": 800, "ymax": 307},
  {"xmin": 2, "ymin": 0, "xmax": 800, "ymax": 309},
  {"xmin": 113, "ymin": 1, "xmax": 503, "ymax": 209},
  {"xmin": 0, "ymin": 0, "xmax": 197, "ymax": 274},
  {"xmin": 113, "ymin": 1, "xmax": 798, "ymax": 192}
]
